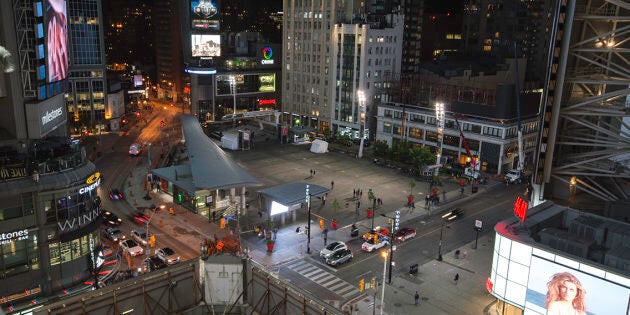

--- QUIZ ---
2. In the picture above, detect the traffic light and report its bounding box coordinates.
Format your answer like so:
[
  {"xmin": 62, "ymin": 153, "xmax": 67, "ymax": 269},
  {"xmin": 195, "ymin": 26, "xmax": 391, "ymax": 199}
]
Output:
[
  {"xmin": 177, "ymin": 193, "xmax": 183, "ymax": 204},
  {"xmin": 358, "ymin": 278, "xmax": 365, "ymax": 292},
  {"xmin": 370, "ymin": 278, "xmax": 376, "ymax": 289},
  {"xmin": 220, "ymin": 218, "xmax": 226, "ymax": 229},
  {"xmin": 149, "ymin": 235, "xmax": 156, "ymax": 247},
  {"xmin": 319, "ymin": 219, "xmax": 324, "ymax": 229}
]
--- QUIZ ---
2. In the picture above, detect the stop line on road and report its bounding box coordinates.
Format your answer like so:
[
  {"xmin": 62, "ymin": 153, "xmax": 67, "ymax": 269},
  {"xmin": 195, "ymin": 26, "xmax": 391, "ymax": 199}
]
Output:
[{"xmin": 285, "ymin": 260, "xmax": 360, "ymax": 299}]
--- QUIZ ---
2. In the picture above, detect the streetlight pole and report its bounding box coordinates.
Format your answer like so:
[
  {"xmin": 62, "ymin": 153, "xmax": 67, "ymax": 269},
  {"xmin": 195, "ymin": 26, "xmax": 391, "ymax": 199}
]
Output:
[
  {"xmin": 357, "ymin": 90, "xmax": 366, "ymax": 158},
  {"xmin": 435, "ymin": 102, "xmax": 445, "ymax": 176},
  {"xmin": 437, "ymin": 221, "xmax": 449, "ymax": 261},
  {"xmin": 380, "ymin": 250, "xmax": 387, "ymax": 315},
  {"xmin": 145, "ymin": 205, "xmax": 163, "ymax": 265},
  {"xmin": 381, "ymin": 212, "xmax": 400, "ymax": 284},
  {"xmin": 306, "ymin": 185, "xmax": 311, "ymax": 254},
  {"xmin": 368, "ymin": 189, "xmax": 376, "ymax": 229},
  {"xmin": 229, "ymin": 75, "xmax": 237, "ymax": 128}
]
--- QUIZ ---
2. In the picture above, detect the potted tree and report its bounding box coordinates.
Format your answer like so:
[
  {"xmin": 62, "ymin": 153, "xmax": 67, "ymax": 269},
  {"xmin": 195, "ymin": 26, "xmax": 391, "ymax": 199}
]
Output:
[
  {"xmin": 265, "ymin": 219, "xmax": 275, "ymax": 252},
  {"xmin": 367, "ymin": 189, "xmax": 375, "ymax": 218},
  {"xmin": 330, "ymin": 199, "xmax": 341, "ymax": 229},
  {"xmin": 408, "ymin": 179, "xmax": 416, "ymax": 206}
]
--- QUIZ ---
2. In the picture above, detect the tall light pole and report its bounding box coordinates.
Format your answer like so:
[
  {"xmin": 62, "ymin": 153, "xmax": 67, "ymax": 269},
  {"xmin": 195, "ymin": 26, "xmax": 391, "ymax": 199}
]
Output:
[
  {"xmin": 229, "ymin": 75, "xmax": 237, "ymax": 128},
  {"xmin": 145, "ymin": 205, "xmax": 164, "ymax": 266},
  {"xmin": 435, "ymin": 102, "xmax": 445, "ymax": 176},
  {"xmin": 380, "ymin": 250, "xmax": 387, "ymax": 315},
  {"xmin": 306, "ymin": 184, "xmax": 312, "ymax": 254},
  {"xmin": 357, "ymin": 90, "xmax": 366, "ymax": 158},
  {"xmin": 381, "ymin": 211, "xmax": 400, "ymax": 284},
  {"xmin": 437, "ymin": 221, "xmax": 450, "ymax": 261}
]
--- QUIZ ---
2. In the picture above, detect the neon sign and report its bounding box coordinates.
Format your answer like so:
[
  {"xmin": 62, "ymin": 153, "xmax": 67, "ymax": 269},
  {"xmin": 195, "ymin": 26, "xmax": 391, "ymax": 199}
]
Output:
[
  {"xmin": 261, "ymin": 46, "xmax": 274, "ymax": 65},
  {"xmin": 79, "ymin": 172, "xmax": 101, "ymax": 194},
  {"xmin": 258, "ymin": 99, "xmax": 276, "ymax": 105},
  {"xmin": 513, "ymin": 196, "xmax": 528, "ymax": 222}
]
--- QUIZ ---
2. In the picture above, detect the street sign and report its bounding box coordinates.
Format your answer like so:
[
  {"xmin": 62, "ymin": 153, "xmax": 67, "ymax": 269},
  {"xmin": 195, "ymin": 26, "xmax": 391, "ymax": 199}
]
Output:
[{"xmin": 475, "ymin": 220, "xmax": 483, "ymax": 229}]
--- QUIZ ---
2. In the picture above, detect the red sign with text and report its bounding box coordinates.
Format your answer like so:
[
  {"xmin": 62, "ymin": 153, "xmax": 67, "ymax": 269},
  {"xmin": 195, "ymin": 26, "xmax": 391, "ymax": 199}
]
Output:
[{"xmin": 513, "ymin": 196, "xmax": 528, "ymax": 222}]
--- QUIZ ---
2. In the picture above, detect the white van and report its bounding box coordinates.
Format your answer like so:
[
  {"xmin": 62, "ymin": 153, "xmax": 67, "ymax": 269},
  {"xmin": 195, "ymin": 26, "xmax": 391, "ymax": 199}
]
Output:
[{"xmin": 129, "ymin": 143, "xmax": 142, "ymax": 156}]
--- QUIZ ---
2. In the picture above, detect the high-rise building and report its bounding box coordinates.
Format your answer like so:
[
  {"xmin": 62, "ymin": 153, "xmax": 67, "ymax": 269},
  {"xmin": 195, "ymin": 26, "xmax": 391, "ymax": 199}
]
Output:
[
  {"xmin": 282, "ymin": 0, "xmax": 403, "ymax": 138},
  {"xmin": 461, "ymin": 0, "xmax": 552, "ymax": 88},
  {"xmin": 154, "ymin": 0, "xmax": 186, "ymax": 102},
  {"xmin": 400, "ymin": 0, "xmax": 424, "ymax": 72},
  {"xmin": 66, "ymin": 0, "xmax": 108, "ymax": 134},
  {"xmin": 0, "ymin": 0, "xmax": 103, "ymax": 312}
]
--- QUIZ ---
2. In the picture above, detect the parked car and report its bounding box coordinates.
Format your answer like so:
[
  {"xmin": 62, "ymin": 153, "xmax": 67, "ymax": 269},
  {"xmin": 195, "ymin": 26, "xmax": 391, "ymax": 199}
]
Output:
[
  {"xmin": 101, "ymin": 210, "xmax": 122, "ymax": 226},
  {"xmin": 108, "ymin": 188, "xmax": 124, "ymax": 200},
  {"xmin": 325, "ymin": 248, "xmax": 353, "ymax": 266},
  {"xmin": 394, "ymin": 227, "xmax": 417, "ymax": 242},
  {"xmin": 319, "ymin": 241, "xmax": 348, "ymax": 259},
  {"xmin": 442, "ymin": 208, "xmax": 465, "ymax": 221},
  {"xmin": 131, "ymin": 229, "xmax": 150, "ymax": 246},
  {"xmin": 362, "ymin": 226, "xmax": 390, "ymax": 241},
  {"xmin": 103, "ymin": 227, "xmax": 125, "ymax": 242},
  {"xmin": 119, "ymin": 239, "xmax": 143, "ymax": 257},
  {"xmin": 144, "ymin": 256, "xmax": 167, "ymax": 272},
  {"xmin": 156, "ymin": 247, "xmax": 180, "ymax": 265},
  {"xmin": 361, "ymin": 236, "xmax": 389, "ymax": 252}
]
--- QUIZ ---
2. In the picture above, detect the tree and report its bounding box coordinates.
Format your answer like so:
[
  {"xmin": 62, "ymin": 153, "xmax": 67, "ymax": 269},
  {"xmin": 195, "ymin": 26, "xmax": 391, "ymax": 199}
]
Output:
[
  {"xmin": 372, "ymin": 140, "xmax": 390, "ymax": 160},
  {"xmin": 408, "ymin": 179, "xmax": 416, "ymax": 197}
]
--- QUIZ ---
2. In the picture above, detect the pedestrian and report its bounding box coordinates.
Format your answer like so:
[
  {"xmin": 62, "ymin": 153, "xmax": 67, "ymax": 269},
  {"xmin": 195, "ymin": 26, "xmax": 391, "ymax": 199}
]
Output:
[
  {"xmin": 425, "ymin": 194, "xmax": 430, "ymax": 206},
  {"xmin": 313, "ymin": 170, "xmax": 316, "ymax": 175},
  {"xmin": 356, "ymin": 200, "xmax": 360, "ymax": 208},
  {"xmin": 353, "ymin": 189, "xmax": 356, "ymax": 197},
  {"xmin": 414, "ymin": 291, "xmax": 420, "ymax": 305},
  {"xmin": 258, "ymin": 211, "xmax": 263, "ymax": 218},
  {"xmin": 331, "ymin": 181, "xmax": 334, "ymax": 189},
  {"xmin": 272, "ymin": 227, "xmax": 278, "ymax": 240},
  {"xmin": 454, "ymin": 273, "xmax": 460, "ymax": 284},
  {"xmin": 463, "ymin": 250, "xmax": 468, "ymax": 259},
  {"xmin": 359, "ymin": 189, "xmax": 362, "ymax": 197},
  {"xmin": 322, "ymin": 194, "xmax": 326, "ymax": 205},
  {"xmin": 324, "ymin": 235, "xmax": 327, "ymax": 245},
  {"xmin": 443, "ymin": 190, "xmax": 446, "ymax": 201},
  {"xmin": 460, "ymin": 187, "xmax": 464, "ymax": 195},
  {"xmin": 310, "ymin": 169, "xmax": 313, "ymax": 176}
]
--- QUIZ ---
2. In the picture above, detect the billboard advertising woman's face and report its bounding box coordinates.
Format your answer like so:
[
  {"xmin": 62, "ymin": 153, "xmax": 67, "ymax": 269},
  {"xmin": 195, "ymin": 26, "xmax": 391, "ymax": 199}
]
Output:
[
  {"xmin": 45, "ymin": 0, "xmax": 68, "ymax": 83},
  {"xmin": 525, "ymin": 256, "xmax": 629, "ymax": 315}
]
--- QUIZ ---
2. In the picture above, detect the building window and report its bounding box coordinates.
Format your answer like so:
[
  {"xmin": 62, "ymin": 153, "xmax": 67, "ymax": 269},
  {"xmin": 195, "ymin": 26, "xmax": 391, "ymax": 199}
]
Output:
[
  {"xmin": 383, "ymin": 122, "xmax": 392, "ymax": 133},
  {"xmin": 409, "ymin": 127, "xmax": 423, "ymax": 139}
]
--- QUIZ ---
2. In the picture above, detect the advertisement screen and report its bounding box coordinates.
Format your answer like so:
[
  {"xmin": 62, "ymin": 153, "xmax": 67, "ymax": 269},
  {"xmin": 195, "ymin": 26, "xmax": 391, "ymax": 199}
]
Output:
[
  {"xmin": 525, "ymin": 256, "xmax": 629, "ymax": 315},
  {"xmin": 192, "ymin": 34, "xmax": 221, "ymax": 57},
  {"xmin": 216, "ymin": 74, "xmax": 276, "ymax": 95},
  {"xmin": 191, "ymin": 0, "xmax": 220, "ymax": 31},
  {"xmin": 45, "ymin": 0, "xmax": 68, "ymax": 83}
]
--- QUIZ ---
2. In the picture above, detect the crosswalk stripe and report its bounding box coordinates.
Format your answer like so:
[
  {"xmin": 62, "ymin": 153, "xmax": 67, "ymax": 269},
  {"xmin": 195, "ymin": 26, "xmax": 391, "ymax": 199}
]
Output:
[{"xmin": 285, "ymin": 259, "xmax": 360, "ymax": 299}]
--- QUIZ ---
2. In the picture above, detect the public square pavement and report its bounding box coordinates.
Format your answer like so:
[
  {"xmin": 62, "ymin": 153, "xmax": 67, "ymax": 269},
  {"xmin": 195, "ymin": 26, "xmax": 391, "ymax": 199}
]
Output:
[{"xmin": 91, "ymin": 128, "xmax": 506, "ymax": 315}]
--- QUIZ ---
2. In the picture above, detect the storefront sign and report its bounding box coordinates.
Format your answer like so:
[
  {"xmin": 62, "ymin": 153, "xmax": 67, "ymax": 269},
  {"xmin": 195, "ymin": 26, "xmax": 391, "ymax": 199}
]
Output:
[
  {"xmin": 0, "ymin": 165, "xmax": 28, "ymax": 180},
  {"xmin": 258, "ymin": 99, "xmax": 276, "ymax": 105},
  {"xmin": 261, "ymin": 46, "xmax": 274, "ymax": 64},
  {"xmin": 41, "ymin": 106, "xmax": 63, "ymax": 126},
  {"xmin": 57, "ymin": 208, "xmax": 101, "ymax": 232},
  {"xmin": 0, "ymin": 229, "xmax": 29, "ymax": 245},
  {"xmin": 79, "ymin": 172, "xmax": 101, "ymax": 194}
]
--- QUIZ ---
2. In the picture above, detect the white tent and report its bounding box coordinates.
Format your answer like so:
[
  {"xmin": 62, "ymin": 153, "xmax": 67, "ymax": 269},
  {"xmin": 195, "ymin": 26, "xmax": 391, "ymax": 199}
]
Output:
[{"xmin": 310, "ymin": 139, "xmax": 328, "ymax": 153}]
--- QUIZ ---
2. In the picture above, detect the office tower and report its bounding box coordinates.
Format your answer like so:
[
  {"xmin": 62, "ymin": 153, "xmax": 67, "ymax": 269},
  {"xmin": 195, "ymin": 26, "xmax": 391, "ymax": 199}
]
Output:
[
  {"xmin": 282, "ymin": 0, "xmax": 403, "ymax": 138},
  {"xmin": 154, "ymin": 0, "xmax": 186, "ymax": 102},
  {"xmin": 66, "ymin": 0, "xmax": 108, "ymax": 134}
]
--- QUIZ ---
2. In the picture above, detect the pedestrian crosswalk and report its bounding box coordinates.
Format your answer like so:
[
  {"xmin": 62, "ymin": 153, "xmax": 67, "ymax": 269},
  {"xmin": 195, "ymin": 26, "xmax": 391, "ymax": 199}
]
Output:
[{"xmin": 285, "ymin": 259, "xmax": 360, "ymax": 299}]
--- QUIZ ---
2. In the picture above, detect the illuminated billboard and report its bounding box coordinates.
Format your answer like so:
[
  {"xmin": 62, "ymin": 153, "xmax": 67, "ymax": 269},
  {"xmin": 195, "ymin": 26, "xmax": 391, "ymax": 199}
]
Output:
[
  {"xmin": 191, "ymin": 0, "xmax": 220, "ymax": 31},
  {"xmin": 525, "ymin": 256, "xmax": 629, "ymax": 315},
  {"xmin": 216, "ymin": 74, "xmax": 276, "ymax": 95},
  {"xmin": 45, "ymin": 0, "xmax": 69, "ymax": 83},
  {"xmin": 490, "ymin": 232, "xmax": 630, "ymax": 315},
  {"xmin": 192, "ymin": 34, "xmax": 221, "ymax": 57}
]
